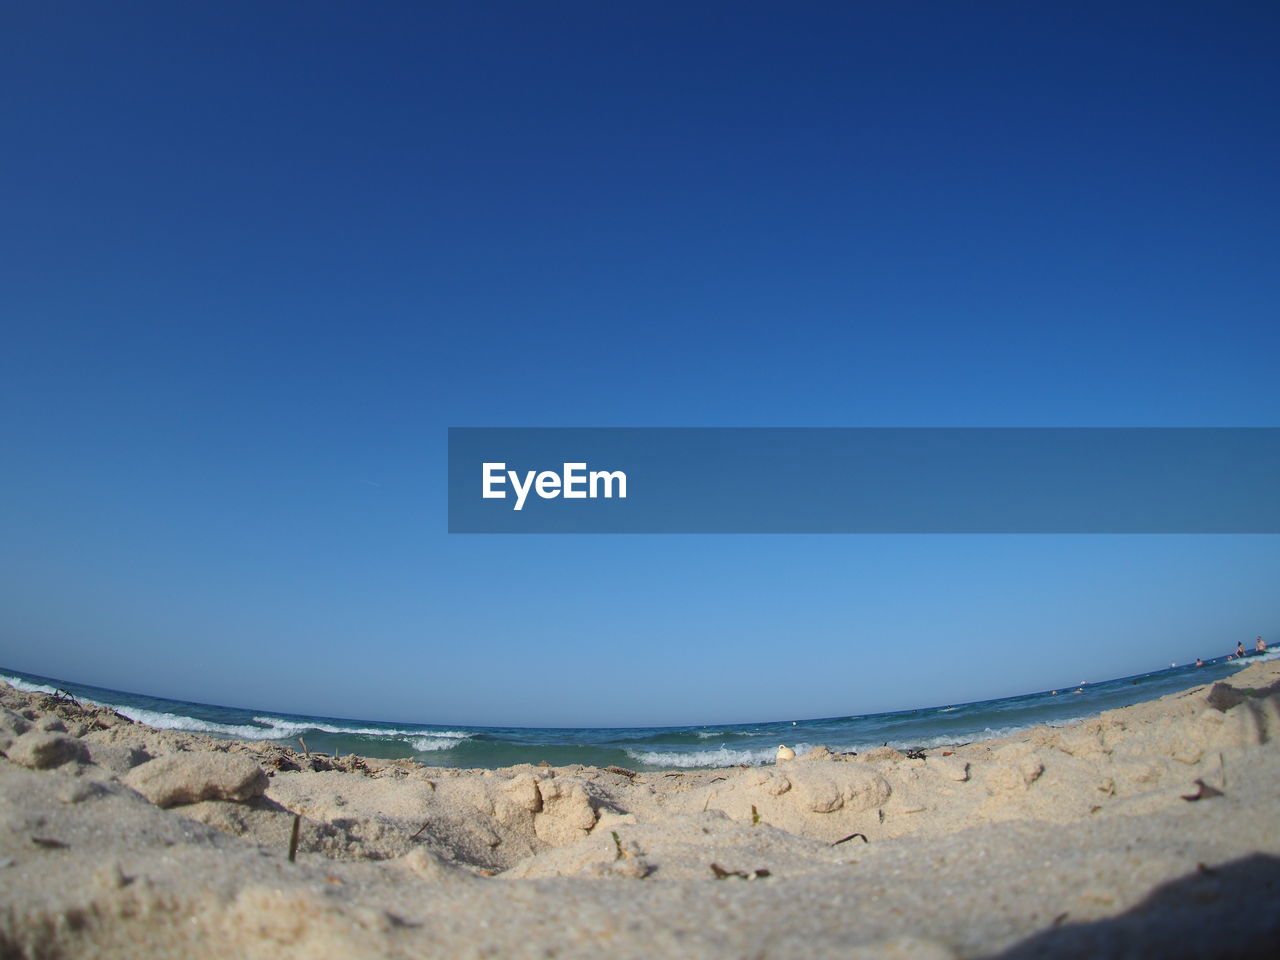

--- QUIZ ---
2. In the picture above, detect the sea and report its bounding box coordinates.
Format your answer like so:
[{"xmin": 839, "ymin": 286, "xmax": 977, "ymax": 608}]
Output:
[{"xmin": 3, "ymin": 652, "xmax": 1276, "ymax": 771}]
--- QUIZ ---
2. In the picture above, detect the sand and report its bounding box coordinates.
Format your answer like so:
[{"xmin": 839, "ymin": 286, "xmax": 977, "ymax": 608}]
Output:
[{"xmin": 2, "ymin": 663, "xmax": 1279, "ymax": 958}]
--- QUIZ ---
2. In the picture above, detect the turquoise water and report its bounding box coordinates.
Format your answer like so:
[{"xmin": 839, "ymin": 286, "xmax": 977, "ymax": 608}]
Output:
[{"xmin": 3, "ymin": 653, "xmax": 1273, "ymax": 770}]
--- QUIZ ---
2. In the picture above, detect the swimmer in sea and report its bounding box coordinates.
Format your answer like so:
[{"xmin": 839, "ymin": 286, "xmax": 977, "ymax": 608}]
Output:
[
  {"xmin": 1257, "ymin": 637, "xmax": 1267, "ymax": 654},
  {"xmin": 1236, "ymin": 641, "xmax": 1246, "ymax": 658},
  {"xmin": 1196, "ymin": 658, "xmax": 1204, "ymax": 666}
]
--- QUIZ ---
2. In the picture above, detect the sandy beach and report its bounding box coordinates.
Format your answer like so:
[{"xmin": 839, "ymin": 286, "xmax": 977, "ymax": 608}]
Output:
[{"xmin": 2, "ymin": 661, "xmax": 1278, "ymax": 958}]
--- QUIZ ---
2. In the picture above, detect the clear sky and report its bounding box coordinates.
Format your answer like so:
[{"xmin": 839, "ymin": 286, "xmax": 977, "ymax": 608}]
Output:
[{"xmin": 2, "ymin": 2, "xmax": 1277, "ymax": 727}]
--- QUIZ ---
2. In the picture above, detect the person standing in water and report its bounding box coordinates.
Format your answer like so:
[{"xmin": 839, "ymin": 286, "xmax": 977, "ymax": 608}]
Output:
[
  {"xmin": 1257, "ymin": 637, "xmax": 1268, "ymax": 654},
  {"xmin": 1235, "ymin": 640, "xmax": 1246, "ymax": 658}
]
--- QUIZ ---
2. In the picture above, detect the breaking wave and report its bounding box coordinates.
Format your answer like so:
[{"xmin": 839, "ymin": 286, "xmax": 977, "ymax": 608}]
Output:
[
  {"xmin": 626, "ymin": 744, "xmax": 817, "ymax": 768},
  {"xmin": 121, "ymin": 708, "xmax": 477, "ymax": 748},
  {"xmin": 0, "ymin": 673, "xmax": 60, "ymax": 696},
  {"xmin": 409, "ymin": 736, "xmax": 466, "ymax": 752},
  {"xmin": 113, "ymin": 707, "xmax": 283, "ymax": 740}
]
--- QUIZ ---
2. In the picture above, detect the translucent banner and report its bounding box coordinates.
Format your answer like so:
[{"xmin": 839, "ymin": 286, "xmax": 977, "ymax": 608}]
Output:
[{"xmin": 447, "ymin": 428, "xmax": 1280, "ymax": 533}]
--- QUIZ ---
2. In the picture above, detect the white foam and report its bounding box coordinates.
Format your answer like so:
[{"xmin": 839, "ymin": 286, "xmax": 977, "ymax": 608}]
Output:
[
  {"xmin": 409, "ymin": 737, "xmax": 463, "ymax": 752},
  {"xmin": 1226, "ymin": 649, "xmax": 1280, "ymax": 669},
  {"xmin": 115, "ymin": 707, "xmax": 283, "ymax": 740},
  {"xmin": 626, "ymin": 744, "xmax": 816, "ymax": 768},
  {"xmin": 843, "ymin": 724, "xmax": 1048, "ymax": 753},
  {"xmin": 633, "ymin": 723, "xmax": 1062, "ymax": 766},
  {"xmin": 250, "ymin": 716, "xmax": 470, "ymax": 740},
  {"xmin": 0, "ymin": 674, "xmax": 60, "ymax": 696},
  {"xmin": 107, "ymin": 706, "xmax": 476, "ymax": 746}
]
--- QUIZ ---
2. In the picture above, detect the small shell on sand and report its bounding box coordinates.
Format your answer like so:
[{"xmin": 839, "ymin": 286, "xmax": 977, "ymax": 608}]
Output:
[{"xmin": 775, "ymin": 745, "xmax": 796, "ymax": 762}]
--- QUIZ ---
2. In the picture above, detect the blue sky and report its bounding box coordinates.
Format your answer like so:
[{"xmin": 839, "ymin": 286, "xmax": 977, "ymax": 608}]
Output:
[{"xmin": 2, "ymin": 2, "xmax": 1277, "ymax": 726}]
